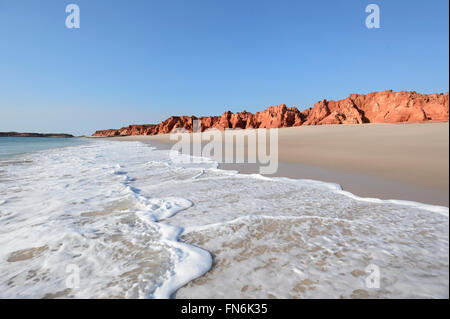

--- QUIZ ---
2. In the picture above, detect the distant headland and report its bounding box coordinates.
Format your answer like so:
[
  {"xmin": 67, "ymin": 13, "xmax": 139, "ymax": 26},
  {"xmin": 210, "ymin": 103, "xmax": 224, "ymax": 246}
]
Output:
[{"xmin": 0, "ymin": 132, "xmax": 74, "ymax": 138}]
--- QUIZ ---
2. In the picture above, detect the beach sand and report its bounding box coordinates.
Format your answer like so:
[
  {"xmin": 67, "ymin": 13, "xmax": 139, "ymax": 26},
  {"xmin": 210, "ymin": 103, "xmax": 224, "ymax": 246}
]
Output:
[{"xmin": 107, "ymin": 122, "xmax": 449, "ymax": 206}]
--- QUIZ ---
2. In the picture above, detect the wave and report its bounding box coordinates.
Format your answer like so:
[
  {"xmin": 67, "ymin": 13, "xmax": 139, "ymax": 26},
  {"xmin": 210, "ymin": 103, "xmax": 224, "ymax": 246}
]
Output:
[{"xmin": 0, "ymin": 140, "xmax": 447, "ymax": 298}]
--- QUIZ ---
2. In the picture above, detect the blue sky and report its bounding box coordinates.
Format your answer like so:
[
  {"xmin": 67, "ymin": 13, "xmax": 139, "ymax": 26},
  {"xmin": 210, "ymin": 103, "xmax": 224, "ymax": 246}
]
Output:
[{"xmin": 0, "ymin": 0, "xmax": 448, "ymax": 136}]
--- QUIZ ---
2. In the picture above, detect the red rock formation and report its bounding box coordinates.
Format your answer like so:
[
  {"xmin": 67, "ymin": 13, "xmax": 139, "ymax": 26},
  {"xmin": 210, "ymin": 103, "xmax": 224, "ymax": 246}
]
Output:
[
  {"xmin": 301, "ymin": 90, "xmax": 449, "ymax": 125},
  {"xmin": 92, "ymin": 129, "xmax": 120, "ymax": 137},
  {"xmin": 92, "ymin": 91, "xmax": 449, "ymax": 137}
]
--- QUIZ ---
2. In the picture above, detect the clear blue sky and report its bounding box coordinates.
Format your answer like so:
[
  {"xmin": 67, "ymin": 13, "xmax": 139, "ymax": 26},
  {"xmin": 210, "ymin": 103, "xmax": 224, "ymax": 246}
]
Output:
[{"xmin": 0, "ymin": 0, "xmax": 448, "ymax": 135}]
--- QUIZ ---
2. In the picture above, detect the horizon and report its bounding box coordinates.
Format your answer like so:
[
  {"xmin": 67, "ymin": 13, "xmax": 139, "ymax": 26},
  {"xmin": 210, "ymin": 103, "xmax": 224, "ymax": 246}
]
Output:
[
  {"xmin": 0, "ymin": 0, "xmax": 449, "ymax": 136},
  {"xmin": 0, "ymin": 89, "xmax": 449, "ymax": 136}
]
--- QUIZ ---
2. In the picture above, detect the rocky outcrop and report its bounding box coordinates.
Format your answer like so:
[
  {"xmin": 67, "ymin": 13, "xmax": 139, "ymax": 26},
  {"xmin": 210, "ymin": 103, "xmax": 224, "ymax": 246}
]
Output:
[
  {"xmin": 92, "ymin": 91, "xmax": 449, "ymax": 137},
  {"xmin": 301, "ymin": 90, "xmax": 449, "ymax": 125},
  {"xmin": 0, "ymin": 132, "xmax": 74, "ymax": 138}
]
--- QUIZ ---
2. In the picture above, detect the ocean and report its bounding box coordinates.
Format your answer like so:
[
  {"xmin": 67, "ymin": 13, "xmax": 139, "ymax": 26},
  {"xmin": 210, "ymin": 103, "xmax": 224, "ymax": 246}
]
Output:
[
  {"xmin": 0, "ymin": 137, "xmax": 88, "ymax": 159},
  {"xmin": 0, "ymin": 139, "xmax": 448, "ymax": 298}
]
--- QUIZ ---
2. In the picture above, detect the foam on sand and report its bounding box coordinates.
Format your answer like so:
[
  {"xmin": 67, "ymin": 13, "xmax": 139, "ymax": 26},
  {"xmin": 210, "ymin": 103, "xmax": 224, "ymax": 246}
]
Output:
[
  {"xmin": 0, "ymin": 141, "xmax": 212, "ymax": 298},
  {"xmin": 0, "ymin": 140, "xmax": 448, "ymax": 298}
]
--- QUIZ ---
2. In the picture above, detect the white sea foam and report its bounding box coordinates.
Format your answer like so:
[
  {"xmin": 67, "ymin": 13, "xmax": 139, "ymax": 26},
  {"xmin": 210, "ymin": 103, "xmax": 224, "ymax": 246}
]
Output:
[
  {"xmin": 0, "ymin": 140, "xmax": 448, "ymax": 298},
  {"xmin": 0, "ymin": 141, "xmax": 212, "ymax": 298}
]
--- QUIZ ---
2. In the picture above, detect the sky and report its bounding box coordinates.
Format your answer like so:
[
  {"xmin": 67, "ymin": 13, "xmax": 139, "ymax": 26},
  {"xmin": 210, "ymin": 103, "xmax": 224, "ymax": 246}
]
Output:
[{"xmin": 0, "ymin": 0, "xmax": 448, "ymax": 136}]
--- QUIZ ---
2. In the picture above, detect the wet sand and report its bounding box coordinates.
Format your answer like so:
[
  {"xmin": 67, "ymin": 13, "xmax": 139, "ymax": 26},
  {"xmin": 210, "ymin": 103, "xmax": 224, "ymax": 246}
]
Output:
[{"xmin": 106, "ymin": 122, "xmax": 449, "ymax": 206}]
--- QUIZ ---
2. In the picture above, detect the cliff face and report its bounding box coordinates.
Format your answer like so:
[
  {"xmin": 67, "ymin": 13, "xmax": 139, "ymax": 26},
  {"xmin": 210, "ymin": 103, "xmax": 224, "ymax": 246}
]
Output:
[
  {"xmin": 92, "ymin": 91, "xmax": 449, "ymax": 137},
  {"xmin": 302, "ymin": 90, "xmax": 449, "ymax": 125}
]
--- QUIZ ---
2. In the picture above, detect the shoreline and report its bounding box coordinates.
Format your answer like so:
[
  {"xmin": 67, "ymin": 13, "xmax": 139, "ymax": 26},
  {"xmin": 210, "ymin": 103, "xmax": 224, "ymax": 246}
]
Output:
[
  {"xmin": 103, "ymin": 122, "xmax": 449, "ymax": 207},
  {"xmin": 1, "ymin": 127, "xmax": 448, "ymax": 298},
  {"xmin": 0, "ymin": 136, "xmax": 89, "ymax": 161}
]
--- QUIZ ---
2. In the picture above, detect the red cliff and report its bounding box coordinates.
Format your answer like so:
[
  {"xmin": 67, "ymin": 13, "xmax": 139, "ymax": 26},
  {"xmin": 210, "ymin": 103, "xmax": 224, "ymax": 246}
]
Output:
[{"xmin": 92, "ymin": 90, "xmax": 449, "ymax": 137}]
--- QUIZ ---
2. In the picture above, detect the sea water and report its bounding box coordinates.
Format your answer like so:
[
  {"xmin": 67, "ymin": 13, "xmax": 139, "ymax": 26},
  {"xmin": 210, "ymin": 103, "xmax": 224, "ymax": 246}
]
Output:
[
  {"xmin": 0, "ymin": 137, "xmax": 87, "ymax": 159},
  {"xmin": 0, "ymin": 139, "xmax": 448, "ymax": 298}
]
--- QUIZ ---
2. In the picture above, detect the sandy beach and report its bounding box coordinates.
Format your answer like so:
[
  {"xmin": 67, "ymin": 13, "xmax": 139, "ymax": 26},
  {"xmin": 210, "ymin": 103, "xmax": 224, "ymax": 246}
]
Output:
[
  {"xmin": 1, "ymin": 126, "xmax": 448, "ymax": 299},
  {"xmin": 108, "ymin": 122, "xmax": 449, "ymax": 206}
]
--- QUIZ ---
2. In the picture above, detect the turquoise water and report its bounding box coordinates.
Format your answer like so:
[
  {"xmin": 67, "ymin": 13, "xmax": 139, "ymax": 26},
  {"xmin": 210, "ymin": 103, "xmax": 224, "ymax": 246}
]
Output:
[{"xmin": 0, "ymin": 137, "xmax": 88, "ymax": 159}]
